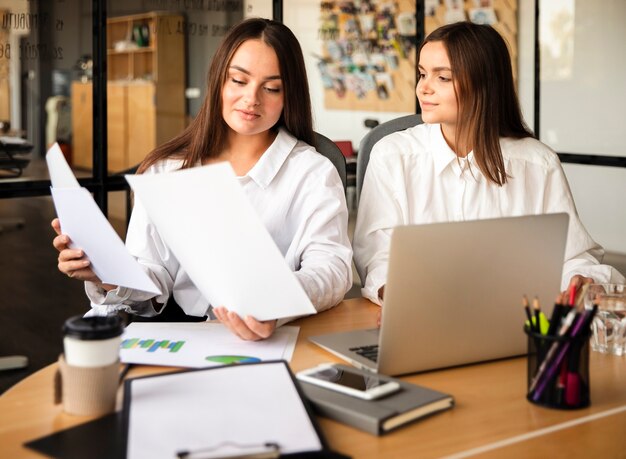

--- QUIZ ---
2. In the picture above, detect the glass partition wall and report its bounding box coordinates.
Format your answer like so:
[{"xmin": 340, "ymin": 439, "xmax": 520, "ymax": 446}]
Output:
[
  {"xmin": 0, "ymin": 0, "xmax": 244, "ymax": 205},
  {"xmin": 0, "ymin": 0, "xmax": 245, "ymax": 394}
]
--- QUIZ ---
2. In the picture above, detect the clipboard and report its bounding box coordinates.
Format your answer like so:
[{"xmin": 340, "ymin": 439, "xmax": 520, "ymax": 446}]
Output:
[
  {"xmin": 123, "ymin": 360, "xmax": 341, "ymax": 459},
  {"xmin": 24, "ymin": 361, "xmax": 347, "ymax": 459}
]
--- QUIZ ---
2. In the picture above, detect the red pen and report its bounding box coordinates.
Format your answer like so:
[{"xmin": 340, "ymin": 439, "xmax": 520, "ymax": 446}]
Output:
[{"xmin": 568, "ymin": 283, "xmax": 577, "ymax": 306}]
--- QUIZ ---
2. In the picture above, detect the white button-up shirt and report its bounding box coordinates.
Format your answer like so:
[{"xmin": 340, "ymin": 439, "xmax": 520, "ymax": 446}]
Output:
[
  {"xmin": 354, "ymin": 123, "xmax": 624, "ymax": 305},
  {"xmin": 86, "ymin": 128, "xmax": 353, "ymax": 318}
]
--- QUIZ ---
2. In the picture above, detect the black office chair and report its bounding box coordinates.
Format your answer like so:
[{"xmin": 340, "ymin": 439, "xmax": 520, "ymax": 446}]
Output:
[
  {"xmin": 314, "ymin": 131, "xmax": 347, "ymax": 194},
  {"xmin": 356, "ymin": 114, "xmax": 422, "ymax": 203},
  {"xmin": 0, "ymin": 137, "xmax": 33, "ymax": 178},
  {"xmin": 0, "ymin": 138, "xmax": 33, "ymax": 233}
]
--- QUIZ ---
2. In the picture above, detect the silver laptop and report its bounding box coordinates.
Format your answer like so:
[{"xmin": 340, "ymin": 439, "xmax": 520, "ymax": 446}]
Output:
[{"xmin": 310, "ymin": 213, "xmax": 569, "ymax": 376}]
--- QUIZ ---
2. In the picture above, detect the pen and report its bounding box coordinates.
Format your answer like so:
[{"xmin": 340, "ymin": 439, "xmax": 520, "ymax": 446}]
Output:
[
  {"xmin": 523, "ymin": 295, "xmax": 534, "ymax": 332},
  {"xmin": 533, "ymin": 296, "xmax": 542, "ymax": 334},
  {"xmin": 565, "ymin": 304, "xmax": 597, "ymax": 406}
]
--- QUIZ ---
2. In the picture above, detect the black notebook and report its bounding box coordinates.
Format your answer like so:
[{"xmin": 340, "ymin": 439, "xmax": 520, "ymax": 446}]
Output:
[{"xmin": 299, "ymin": 364, "xmax": 454, "ymax": 435}]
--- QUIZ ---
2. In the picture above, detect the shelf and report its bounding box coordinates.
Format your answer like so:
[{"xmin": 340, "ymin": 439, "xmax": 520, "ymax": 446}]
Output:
[{"xmin": 107, "ymin": 47, "xmax": 155, "ymax": 56}]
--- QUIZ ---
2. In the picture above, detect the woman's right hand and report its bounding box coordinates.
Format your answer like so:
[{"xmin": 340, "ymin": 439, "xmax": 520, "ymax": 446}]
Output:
[{"xmin": 51, "ymin": 218, "xmax": 114, "ymax": 289}]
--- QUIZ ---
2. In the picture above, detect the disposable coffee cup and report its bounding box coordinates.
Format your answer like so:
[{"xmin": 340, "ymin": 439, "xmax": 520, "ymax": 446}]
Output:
[{"xmin": 63, "ymin": 315, "xmax": 124, "ymax": 367}]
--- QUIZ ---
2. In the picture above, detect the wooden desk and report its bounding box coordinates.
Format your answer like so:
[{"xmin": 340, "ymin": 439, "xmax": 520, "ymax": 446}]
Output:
[{"xmin": 1, "ymin": 298, "xmax": 625, "ymax": 458}]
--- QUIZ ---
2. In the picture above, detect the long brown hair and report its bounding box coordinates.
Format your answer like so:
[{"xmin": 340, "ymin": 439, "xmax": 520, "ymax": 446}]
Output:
[
  {"xmin": 138, "ymin": 18, "xmax": 315, "ymax": 173},
  {"xmin": 421, "ymin": 22, "xmax": 533, "ymax": 186}
]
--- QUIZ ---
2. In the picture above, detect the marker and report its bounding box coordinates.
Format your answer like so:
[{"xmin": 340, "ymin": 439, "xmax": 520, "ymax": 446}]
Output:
[
  {"xmin": 568, "ymin": 283, "xmax": 577, "ymax": 306},
  {"xmin": 547, "ymin": 293, "xmax": 565, "ymax": 337}
]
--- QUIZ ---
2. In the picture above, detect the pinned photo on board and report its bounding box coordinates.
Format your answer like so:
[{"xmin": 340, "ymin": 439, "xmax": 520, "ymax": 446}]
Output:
[{"xmin": 469, "ymin": 7, "xmax": 498, "ymax": 25}]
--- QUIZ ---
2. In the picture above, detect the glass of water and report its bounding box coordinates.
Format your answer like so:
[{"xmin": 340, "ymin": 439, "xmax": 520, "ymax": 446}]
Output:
[{"xmin": 585, "ymin": 284, "xmax": 626, "ymax": 356}]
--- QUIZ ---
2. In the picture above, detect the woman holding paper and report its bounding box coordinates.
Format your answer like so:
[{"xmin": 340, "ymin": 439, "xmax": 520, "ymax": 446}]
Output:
[
  {"xmin": 354, "ymin": 21, "xmax": 625, "ymax": 307},
  {"xmin": 52, "ymin": 18, "xmax": 353, "ymax": 340}
]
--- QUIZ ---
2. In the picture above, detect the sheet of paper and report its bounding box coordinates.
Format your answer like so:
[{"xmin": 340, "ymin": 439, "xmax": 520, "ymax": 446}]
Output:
[
  {"xmin": 45, "ymin": 143, "xmax": 160, "ymax": 295},
  {"xmin": 50, "ymin": 188, "xmax": 161, "ymax": 295},
  {"xmin": 120, "ymin": 322, "xmax": 299, "ymax": 368},
  {"xmin": 45, "ymin": 143, "xmax": 80, "ymax": 188},
  {"xmin": 126, "ymin": 362, "xmax": 323, "ymax": 459},
  {"xmin": 125, "ymin": 162, "xmax": 316, "ymax": 321}
]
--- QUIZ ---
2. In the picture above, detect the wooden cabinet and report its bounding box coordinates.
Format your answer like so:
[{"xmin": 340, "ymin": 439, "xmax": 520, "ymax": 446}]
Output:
[{"xmin": 71, "ymin": 12, "xmax": 185, "ymax": 172}]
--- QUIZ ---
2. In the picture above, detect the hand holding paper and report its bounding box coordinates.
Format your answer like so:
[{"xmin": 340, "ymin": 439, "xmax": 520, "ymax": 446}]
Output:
[{"xmin": 46, "ymin": 143, "xmax": 161, "ymax": 295}]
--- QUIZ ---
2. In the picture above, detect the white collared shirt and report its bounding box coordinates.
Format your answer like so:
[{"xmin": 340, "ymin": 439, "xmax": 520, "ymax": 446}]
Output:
[
  {"xmin": 86, "ymin": 128, "xmax": 353, "ymax": 318},
  {"xmin": 354, "ymin": 123, "xmax": 624, "ymax": 305}
]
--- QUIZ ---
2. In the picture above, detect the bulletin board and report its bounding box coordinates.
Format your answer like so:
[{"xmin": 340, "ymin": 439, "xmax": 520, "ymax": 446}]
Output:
[
  {"xmin": 316, "ymin": 0, "xmax": 417, "ymax": 112},
  {"xmin": 424, "ymin": 0, "xmax": 519, "ymax": 80}
]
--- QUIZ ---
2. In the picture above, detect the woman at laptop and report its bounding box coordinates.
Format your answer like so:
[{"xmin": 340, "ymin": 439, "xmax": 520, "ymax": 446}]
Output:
[
  {"xmin": 354, "ymin": 21, "xmax": 624, "ymax": 306},
  {"xmin": 51, "ymin": 18, "xmax": 353, "ymax": 340}
]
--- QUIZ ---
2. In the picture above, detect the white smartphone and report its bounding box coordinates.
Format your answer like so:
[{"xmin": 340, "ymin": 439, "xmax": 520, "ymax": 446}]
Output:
[{"xmin": 296, "ymin": 364, "xmax": 401, "ymax": 400}]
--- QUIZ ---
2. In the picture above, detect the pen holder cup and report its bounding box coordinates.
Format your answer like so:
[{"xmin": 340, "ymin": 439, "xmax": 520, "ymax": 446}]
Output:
[
  {"xmin": 54, "ymin": 354, "xmax": 120, "ymax": 416},
  {"xmin": 525, "ymin": 329, "xmax": 590, "ymax": 410}
]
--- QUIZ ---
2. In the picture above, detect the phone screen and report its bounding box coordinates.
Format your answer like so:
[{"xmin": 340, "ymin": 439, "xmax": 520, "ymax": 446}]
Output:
[{"xmin": 308, "ymin": 367, "xmax": 386, "ymax": 391}]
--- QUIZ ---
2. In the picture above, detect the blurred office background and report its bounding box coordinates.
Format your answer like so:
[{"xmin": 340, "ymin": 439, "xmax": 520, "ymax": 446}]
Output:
[{"xmin": 1, "ymin": 0, "xmax": 625, "ymax": 393}]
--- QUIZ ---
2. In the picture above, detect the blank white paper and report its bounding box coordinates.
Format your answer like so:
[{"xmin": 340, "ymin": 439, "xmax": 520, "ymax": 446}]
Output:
[
  {"xmin": 50, "ymin": 188, "xmax": 161, "ymax": 294},
  {"xmin": 125, "ymin": 163, "xmax": 316, "ymax": 321},
  {"xmin": 126, "ymin": 362, "xmax": 323, "ymax": 459},
  {"xmin": 46, "ymin": 143, "xmax": 80, "ymax": 188}
]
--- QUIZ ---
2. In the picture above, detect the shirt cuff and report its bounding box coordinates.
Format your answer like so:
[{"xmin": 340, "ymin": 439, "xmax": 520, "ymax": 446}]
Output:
[
  {"xmin": 84, "ymin": 282, "xmax": 161, "ymax": 316},
  {"xmin": 361, "ymin": 265, "xmax": 386, "ymax": 306},
  {"xmin": 85, "ymin": 282, "xmax": 132, "ymax": 305}
]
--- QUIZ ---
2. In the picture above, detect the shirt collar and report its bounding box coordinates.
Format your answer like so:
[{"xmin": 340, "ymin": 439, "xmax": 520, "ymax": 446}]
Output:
[
  {"xmin": 244, "ymin": 127, "xmax": 297, "ymax": 189},
  {"xmin": 430, "ymin": 124, "xmax": 476, "ymax": 177}
]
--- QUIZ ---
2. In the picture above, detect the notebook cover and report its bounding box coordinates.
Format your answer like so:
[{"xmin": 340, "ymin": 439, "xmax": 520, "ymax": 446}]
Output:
[{"xmin": 299, "ymin": 364, "xmax": 454, "ymax": 435}]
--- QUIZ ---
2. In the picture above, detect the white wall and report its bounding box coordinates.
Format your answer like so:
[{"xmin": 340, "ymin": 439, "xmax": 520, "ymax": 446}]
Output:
[
  {"xmin": 538, "ymin": 0, "xmax": 626, "ymax": 253},
  {"xmin": 244, "ymin": 0, "xmax": 273, "ymax": 19},
  {"xmin": 563, "ymin": 163, "xmax": 626, "ymax": 253}
]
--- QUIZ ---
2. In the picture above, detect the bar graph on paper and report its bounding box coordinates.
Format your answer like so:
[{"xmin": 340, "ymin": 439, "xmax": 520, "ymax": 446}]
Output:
[
  {"xmin": 121, "ymin": 338, "xmax": 185, "ymax": 353},
  {"xmin": 119, "ymin": 322, "xmax": 299, "ymax": 368}
]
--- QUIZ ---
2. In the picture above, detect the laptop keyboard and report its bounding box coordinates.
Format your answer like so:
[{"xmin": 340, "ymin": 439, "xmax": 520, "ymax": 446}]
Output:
[{"xmin": 350, "ymin": 344, "xmax": 379, "ymax": 362}]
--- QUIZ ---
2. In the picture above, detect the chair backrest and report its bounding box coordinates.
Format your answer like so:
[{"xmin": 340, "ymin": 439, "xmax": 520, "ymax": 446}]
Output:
[
  {"xmin": 314, "ymin": 131, "xmax": 347, "ymax": 193},
  {"xmin": 333, "ymin": 140, "xmax": 355, "ymax": 159},
  {"xmin": 356, "ymin": 114, "xmax": 422, "ymax": 202}
]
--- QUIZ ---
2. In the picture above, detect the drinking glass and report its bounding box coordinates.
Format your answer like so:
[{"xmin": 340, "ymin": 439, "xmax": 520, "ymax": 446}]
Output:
[{"xmin": 585, "ymin": 284, "xmax": 626, "ymax": 356}]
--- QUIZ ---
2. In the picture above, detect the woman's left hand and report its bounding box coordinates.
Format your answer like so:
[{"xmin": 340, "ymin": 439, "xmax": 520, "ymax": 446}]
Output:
[{"xmin": 213, "ymin": 306, "xmax": 277, "ymax": 341}]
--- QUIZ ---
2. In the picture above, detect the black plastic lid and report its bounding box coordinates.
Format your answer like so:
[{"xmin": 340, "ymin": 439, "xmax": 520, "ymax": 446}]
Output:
[{"xmin": 63, "ymin": 315, "xmax": 124, "ymax": 340}]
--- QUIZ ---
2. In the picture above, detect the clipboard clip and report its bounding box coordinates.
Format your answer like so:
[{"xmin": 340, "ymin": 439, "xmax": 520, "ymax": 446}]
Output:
[{"xmin": 176, "ymin": 441, "xmax": 280, "ymax": 459}]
